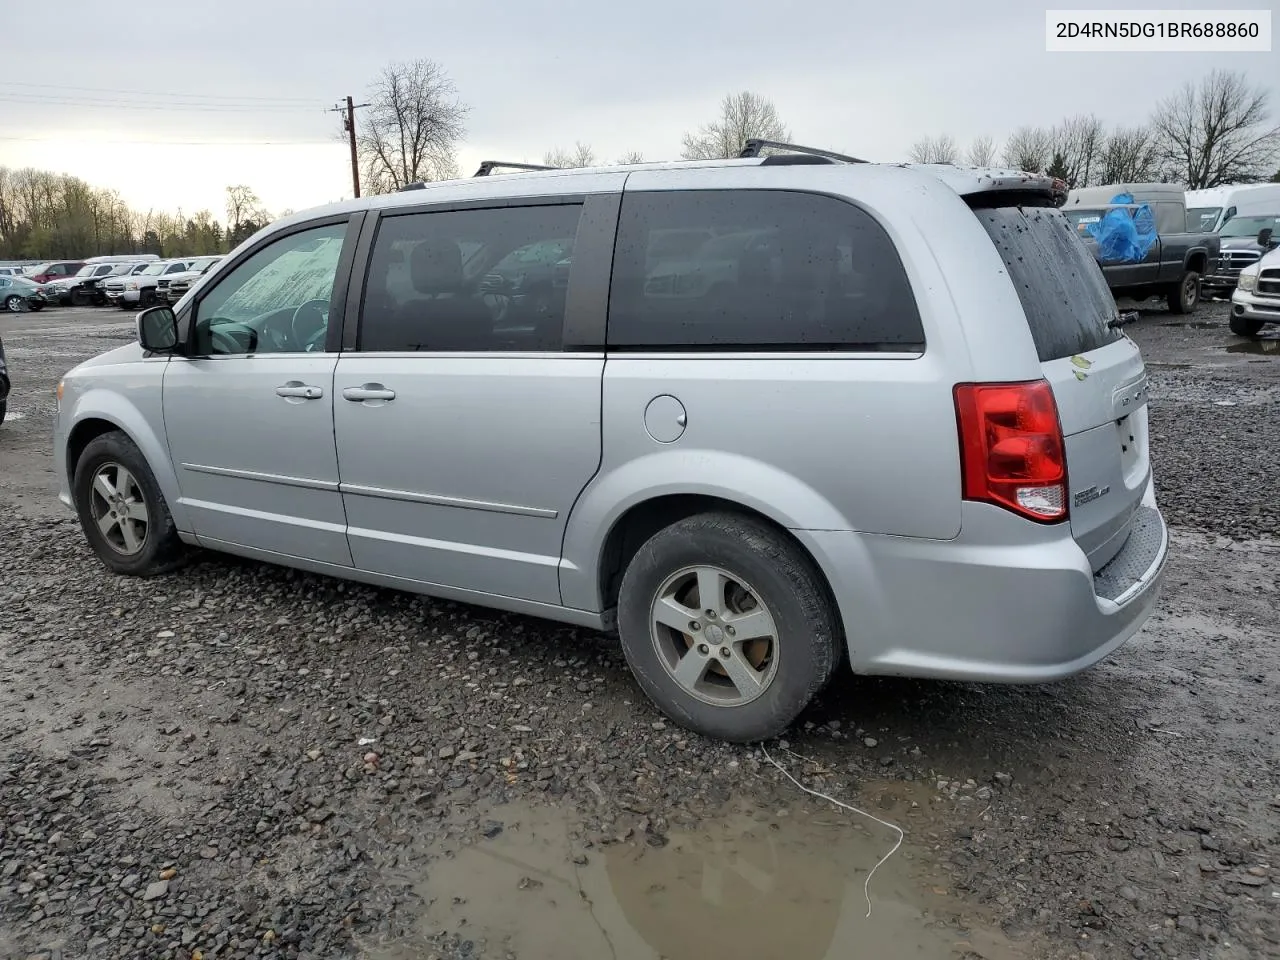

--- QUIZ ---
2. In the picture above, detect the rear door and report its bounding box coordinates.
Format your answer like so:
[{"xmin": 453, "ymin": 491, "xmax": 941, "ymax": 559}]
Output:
[
  {"xmin": 975, "ymin": 206, "xmax": 1150, "ymax": 570},
  {"xmin": 332, "ymin": 195, "xmax": 613, "ymax": 605}
]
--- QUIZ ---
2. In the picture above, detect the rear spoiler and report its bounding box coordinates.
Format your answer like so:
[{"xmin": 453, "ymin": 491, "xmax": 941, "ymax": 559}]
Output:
[{"xmin": 963, "ymin": 175, "xmax": 1069, "ymax": 210}]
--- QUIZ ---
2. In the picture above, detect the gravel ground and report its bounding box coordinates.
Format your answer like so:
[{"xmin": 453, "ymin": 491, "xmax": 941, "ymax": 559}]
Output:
[{"xmin": 0, "ymin": 302, "xmax": 1277, "ymax": 960}]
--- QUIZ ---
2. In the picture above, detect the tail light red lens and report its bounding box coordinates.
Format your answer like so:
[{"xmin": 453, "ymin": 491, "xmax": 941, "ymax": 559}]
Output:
[{"xmin": 954, "ymin": 380, "xmax": 1068, "ymax": 523}]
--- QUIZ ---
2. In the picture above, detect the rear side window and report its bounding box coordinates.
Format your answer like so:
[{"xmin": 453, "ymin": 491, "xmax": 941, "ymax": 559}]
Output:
[
  {"xmin": 975, "ymin": 206, "xmax": 1122, "ymax": 362},
  {"xmin": 607, "ymin": 190, "xmax": 924, "ymax": 350},
  {"xmin": 360, "ymin": 204, "xmax": 582, "ymax": 353}
]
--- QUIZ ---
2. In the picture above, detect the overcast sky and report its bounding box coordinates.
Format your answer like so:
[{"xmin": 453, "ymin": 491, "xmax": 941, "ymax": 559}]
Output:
[{"xmin": 3, "ymin": 0, "xmax": 1276, "ymax": 220}]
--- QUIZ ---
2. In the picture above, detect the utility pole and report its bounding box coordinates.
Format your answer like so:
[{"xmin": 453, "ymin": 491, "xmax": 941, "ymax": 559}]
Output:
[{"xmin": 330, "ymin": 97, "xmax": 370, "ymax": 198}]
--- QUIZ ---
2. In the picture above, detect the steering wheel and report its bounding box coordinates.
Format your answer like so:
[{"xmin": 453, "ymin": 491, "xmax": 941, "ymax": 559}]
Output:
[
  {"xmin": 291, "ymin": 299, "xmax": 329, "ymax": 351},
  {"xmin": 207, "ymin": 323, "xmax": 255, "ymax": 355}
]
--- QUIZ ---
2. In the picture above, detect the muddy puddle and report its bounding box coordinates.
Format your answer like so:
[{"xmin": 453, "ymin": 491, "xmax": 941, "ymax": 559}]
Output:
[
  {"xmin": 1225, "ymin": 335, "xmax": 1280, "ymax": 354},
  {"xmin": 365, "ymin": 793, "xmax": 1023, "ymax": 960}
]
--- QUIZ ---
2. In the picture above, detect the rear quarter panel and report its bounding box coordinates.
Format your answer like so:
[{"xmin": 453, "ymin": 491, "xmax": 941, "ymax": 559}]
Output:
[{"xmin": 559, "ymin": 164, "xmax": 1053, "ymax": 613}]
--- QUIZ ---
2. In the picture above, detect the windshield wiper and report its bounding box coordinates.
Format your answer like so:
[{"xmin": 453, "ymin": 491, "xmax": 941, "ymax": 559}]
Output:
[{"xmin": 1108, "ymin": 310, "xmax": 1140, "ymax": 330}]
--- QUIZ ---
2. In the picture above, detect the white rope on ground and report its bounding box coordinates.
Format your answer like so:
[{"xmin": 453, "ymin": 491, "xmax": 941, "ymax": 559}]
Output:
[{"xmin": 761, "ymin": 745, "xmax": 905, "ymax": 919}]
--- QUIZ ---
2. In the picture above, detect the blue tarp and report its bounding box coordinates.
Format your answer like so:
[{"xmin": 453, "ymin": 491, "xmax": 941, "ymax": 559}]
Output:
[{"xmin": 1086, "ymin": 192, "xmax": 1159, "ymax": 263}]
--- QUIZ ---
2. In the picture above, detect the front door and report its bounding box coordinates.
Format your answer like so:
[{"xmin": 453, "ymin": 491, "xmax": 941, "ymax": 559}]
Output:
[
  {"xmin": 162, "ymin": 218, "xmax": 357, "ymax": 566},
  {"xmin": 333, "ymin": 202, "xmax": 603, "ymax": 604}
]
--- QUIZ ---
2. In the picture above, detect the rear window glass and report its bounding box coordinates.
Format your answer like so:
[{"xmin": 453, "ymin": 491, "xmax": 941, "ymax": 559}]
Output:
[{"xmin": 975, "ymin": 206, "xmax": 1122, "ymax": 362}]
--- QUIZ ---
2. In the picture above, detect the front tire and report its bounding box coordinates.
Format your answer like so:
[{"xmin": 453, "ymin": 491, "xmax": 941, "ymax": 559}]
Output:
[
  {"xmin": 1167, "ymin": 270, "xmax": 1200, "ymax": 314},
  {"xmin": 72, "ymin": 432, "xmax": 185, "ymax": 576},
  {"xmin": 616, "ymin": 512, "xmax": 841, "ymax": 743},
  {"xmin": 1229, "ymin": 313, "xmax": 1265, "ymax": 338}
]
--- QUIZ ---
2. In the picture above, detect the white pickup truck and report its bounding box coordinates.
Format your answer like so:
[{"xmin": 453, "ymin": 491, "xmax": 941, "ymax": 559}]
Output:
[
  {"xmin": 103, "ymin": 259, "xmax": 200, "ymax": 309},
  {"xmin": 158, "ymin": 256, "xmax": 224, "ymax": 303}
]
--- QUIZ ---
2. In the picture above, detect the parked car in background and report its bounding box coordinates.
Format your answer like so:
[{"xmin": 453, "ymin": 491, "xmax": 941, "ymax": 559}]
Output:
[
  {"xmin": 54, "ymin": 151, "xmax": 1168, "ymax": 743},
  {"xmin": 45, "ymin": 263, "xmax": 123, "ymax": 304},
  {"xmin": 1064, "ymin": 183, "xmax": 1220, "ymax": 313},
  {"xmin": 0, "ymin": 265, "xmax": 32, "ymax": 277},
  {"xmin": 158, "ymin": 256, "xmax": 223, "ymax": 303},
  {"xmin": 1229, "ymin": 242, "xmax": 1280, "ymax": 337},
  {"xmin": 0, "ymin": 275, "xmax": 49, "ymax": 312},
  {"xmin": 0, "ymin": 331, "xmax": 9, "ymax": 425},
  {"xmin": 81, "ymin": 262, "xmax": 152, "ymax": 305},
  {"xmin": 103, "ymin": 259, "xmax": 198, "ymax": 309},
  {"xmin": 1202, "ymin": 210, "xmax": 1280, "ymax": 299},
  {"xmin": 25, "ymin": 261, "xmax": 86, "ymax": 284},
  {"xmin": 1186, "ymin": 184, "xmax": 1280, "ymax": 234}
]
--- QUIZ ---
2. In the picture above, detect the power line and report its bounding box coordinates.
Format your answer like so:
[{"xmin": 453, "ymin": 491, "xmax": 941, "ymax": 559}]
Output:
[
  {"xmin": 0, "ymin": 80, "xmax": 319, "ymax": 103},
  {"xmin": 0, "ymin": 94, "xmax": 314, "ymax": 113},
  {"xmin": 0, "ymin": 135, "xmax": 339, "ymax": 146}
]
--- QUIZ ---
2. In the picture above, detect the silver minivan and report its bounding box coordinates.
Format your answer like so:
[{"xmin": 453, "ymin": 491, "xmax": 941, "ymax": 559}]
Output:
[{"xmin": 54, "ymin": 146, "xmax": 1168, "ymax": 742}]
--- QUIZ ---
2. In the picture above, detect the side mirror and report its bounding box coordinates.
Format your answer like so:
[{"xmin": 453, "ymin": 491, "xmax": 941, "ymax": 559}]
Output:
[
  {"xmin": 137, "ymin": 305, "xmax": 178, "ymax": 353},
  {"xmin": 1258, "ymin": 228, "xmax": 1275, "ymax": 248}
]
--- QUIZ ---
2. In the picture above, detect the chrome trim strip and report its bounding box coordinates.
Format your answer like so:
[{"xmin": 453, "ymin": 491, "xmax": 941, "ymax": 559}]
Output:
[
  {"xmin": 180, "ymin": 462, "xmax": 339, "ymax": 492},
  {"xmin": 340, "ymin": 482, "xmax": 557, "ymax": 519}
]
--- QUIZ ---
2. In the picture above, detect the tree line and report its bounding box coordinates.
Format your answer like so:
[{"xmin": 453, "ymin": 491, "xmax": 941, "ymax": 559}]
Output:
[
  {"xmin": 0, "ymin": 171, "xmax": 282, "ymax": 262},
  {"xmin": 4, "ymin": 66, "xmax": 1277, "ymax": 261},
  {"xmin": 909, "ymin": 70, "xmax": 1280, "ymax": 189}
]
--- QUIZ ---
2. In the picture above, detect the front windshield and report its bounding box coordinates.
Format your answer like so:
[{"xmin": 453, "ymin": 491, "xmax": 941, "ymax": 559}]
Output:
[
  {"xmin": 1219, "ymin": 214, "xmax": 1280, "ymax": 238},
  {"xmin": 74, "ymin": 265, "xmax": 97, "ymax": 278},
  {"xmin": 141, "ymin": 263, "xmax": 169, "ymax": 276},
  {"xmin": 1187, "ymin": 207, "xmax": 1221, "ymax": 232}
]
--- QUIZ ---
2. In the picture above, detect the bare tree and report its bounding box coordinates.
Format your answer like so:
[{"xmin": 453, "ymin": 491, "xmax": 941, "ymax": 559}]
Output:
[
  {"xmin": 1002, "ymin": 126, "xmax": 1053, "ymax": 173},
  {"xmin": 358, "ymin": 59, "xmax": 469, "ymax": 194},
  {"xmin": 680, "ymin": 91, "xmax": 789, "ymax": 160},
  {"xmin": 1097, "ymin": 126, "xmax": 1160, "ymax": 185},
  {"xmin": 543, "ymin": 142, "xmax": 597, "ymax": 168},
  {"xmin": 225, "ymin": 185, "xmax": 269, "ymax": 246},
  {"xmin": 1150, "ymin": 70, "xmax": 1280, "ymax": 188},
  {"xmin": 1046, "ymin": 114, "xmax": 1106, "ymax": 187},
  {"xmin": 966, "ymin": 136, "xmax": 997, "ymax": 166},
  {"xmin": 224, "ymin": 185, "xmax": 263, "ymax": 232},
  {"xmin": 908, "ymin": 134, "xmax": 959, "ymax": 164},
  {"xmin": 616, "ymin": 151, "xmax": 645, "ymax": 165}
]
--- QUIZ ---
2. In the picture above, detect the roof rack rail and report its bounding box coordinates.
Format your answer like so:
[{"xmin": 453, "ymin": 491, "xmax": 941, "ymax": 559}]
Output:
[
  {"xmin": 738, "ymin": 139, "xmax": 868, "ymax": 164},
  {"xmin": 474, "ymin": 160, "xmax": 559, "ymax": 177}
]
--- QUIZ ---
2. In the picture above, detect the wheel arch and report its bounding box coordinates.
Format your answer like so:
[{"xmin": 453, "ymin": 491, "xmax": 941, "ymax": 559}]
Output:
[
  {"xmin": 559, "ymin": 447, "xmax": 861, "ymax": 621},
  {"xmin": 591, "ymin": 494, "xmax": 845, "ymax": 632},
  {"xmin": 63, "ymin": 394, "xmax": 190, "ymax": 532}
]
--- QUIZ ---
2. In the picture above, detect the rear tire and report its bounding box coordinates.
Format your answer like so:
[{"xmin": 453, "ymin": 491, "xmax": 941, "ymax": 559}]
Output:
[
  {"xmin": 1229, "ymin": 314, "xmax": 1265, "ymax": 338},
  {"xmin": 3, "ymin": 295, "xmax": 22, "ymax": 313},
  {"xmin": 0, "ymin": 399, "xmax": 6, "ymax": 425},
  {"xmin": 72, "ymin": 432, "xmax": 186, "ymax": 577},
  {"xmin": 616, "ymin": 512, "xmax": 841, "ymax": 743},
  {"xmin": 1166, "ymin": 270, "xmax": 1200, "ymax": 314}
]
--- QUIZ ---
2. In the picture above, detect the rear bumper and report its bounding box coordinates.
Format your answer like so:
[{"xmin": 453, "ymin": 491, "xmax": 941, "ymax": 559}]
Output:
[{"xmin": 799, "ymin": 490, "xmax": 1168, "ymax": 683}]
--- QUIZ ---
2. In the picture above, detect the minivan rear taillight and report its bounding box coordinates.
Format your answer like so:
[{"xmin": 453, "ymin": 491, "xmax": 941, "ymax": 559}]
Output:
[{"xmin": 954, "ymin": 380, "xmax": 1067, "ymax": 523}]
